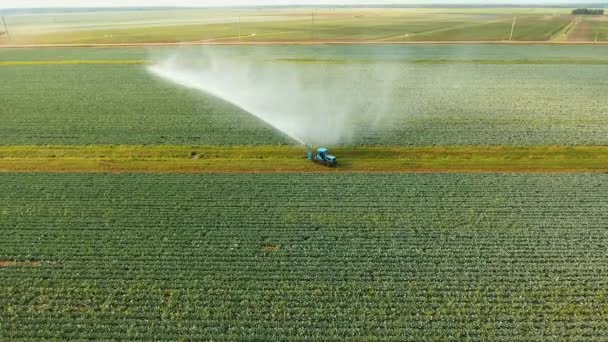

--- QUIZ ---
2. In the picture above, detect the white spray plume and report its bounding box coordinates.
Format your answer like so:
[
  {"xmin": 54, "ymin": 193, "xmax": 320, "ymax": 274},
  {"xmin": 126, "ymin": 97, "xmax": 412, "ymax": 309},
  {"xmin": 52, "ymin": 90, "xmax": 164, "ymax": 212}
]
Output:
[{"xmin": 148, "ymin": 49, "xmax": 402, "ymax": 146}]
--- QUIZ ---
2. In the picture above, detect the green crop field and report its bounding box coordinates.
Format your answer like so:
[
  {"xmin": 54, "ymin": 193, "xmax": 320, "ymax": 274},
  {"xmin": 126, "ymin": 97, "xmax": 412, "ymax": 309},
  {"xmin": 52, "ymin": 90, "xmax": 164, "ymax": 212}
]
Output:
[
  {"xmin": 2, "ymin": 173, "xmax": 608, "ymax": 339},
  {"xmin": 1, "ymin": 45, "xmax": 608, "ymax": 146},
  {"xmin": 2, "ymin": 7, "xmax": 608, "ymax": 339}
]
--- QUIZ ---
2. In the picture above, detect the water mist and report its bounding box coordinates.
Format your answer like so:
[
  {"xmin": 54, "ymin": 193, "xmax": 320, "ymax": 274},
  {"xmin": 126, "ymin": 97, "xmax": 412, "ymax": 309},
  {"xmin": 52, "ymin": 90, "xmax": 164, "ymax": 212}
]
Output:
[{"xmin": 148, "ymin": 48, "xmax": 400, "ymax": 146}]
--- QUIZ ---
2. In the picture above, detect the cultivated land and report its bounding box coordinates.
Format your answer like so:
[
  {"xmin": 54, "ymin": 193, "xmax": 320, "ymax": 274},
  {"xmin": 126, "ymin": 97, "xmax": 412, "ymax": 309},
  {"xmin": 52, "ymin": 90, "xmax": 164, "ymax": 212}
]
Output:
[
  {"xmin": 3, "ymin": 173, "xmax": 608, "ymax": 339},
  {"xmin": 3, "ymin": 8, "xmax": 608, "ymax": 339},
  {"xmin": 1, "ymin": 45, "xmax": 608, "ymax": 147},
  {"xmin": 0, "ymin": 8, "xmax": 607, "ymax": 44}
]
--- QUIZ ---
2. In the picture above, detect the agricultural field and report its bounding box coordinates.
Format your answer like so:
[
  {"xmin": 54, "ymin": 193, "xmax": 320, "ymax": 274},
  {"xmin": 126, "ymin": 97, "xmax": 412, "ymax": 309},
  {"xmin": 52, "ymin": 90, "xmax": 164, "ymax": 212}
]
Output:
[
  {"xmin": 2, "ymin": 7, "xmax": 606, "ymax": 44},
  {"xmin": 3, "ymin": 173, "xmax": 608, "ymax": 339},
  {"xmin": 568, "ymin": 16, "xmax": 608, "ymax": 41},
  {"xmin": 1, "ymin": 45, "xmax": 608, "ymax": 146},
  {"xmin": 3, "ymin": 6, "xmax": 608, "ymax": 340}
]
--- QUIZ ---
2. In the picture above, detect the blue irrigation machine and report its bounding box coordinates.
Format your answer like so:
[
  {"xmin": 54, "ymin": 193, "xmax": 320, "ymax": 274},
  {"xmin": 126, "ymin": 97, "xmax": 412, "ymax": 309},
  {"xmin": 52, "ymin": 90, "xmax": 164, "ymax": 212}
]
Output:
[{"xmin": 307, "ymin": 146, "xmax": 337, "ymax": 167}]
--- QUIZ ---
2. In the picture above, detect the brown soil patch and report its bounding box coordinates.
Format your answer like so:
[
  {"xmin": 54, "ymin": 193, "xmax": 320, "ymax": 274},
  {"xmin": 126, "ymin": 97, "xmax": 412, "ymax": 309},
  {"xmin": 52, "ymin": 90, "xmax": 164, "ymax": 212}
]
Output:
[
  {"xmin": 0, "ymin": 260, "xmax": 42, "ymax": 267},
  {"xmin": 263, "ymin": 245, "xmax": 281, "ymax": 251}
]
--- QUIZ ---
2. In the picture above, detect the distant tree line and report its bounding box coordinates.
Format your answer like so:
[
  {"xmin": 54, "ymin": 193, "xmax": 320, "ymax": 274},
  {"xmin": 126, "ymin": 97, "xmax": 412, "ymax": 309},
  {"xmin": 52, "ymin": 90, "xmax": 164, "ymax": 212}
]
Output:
[{"xmin": 572, "ymin": 8, "xmax": 605, "ymax": 15}]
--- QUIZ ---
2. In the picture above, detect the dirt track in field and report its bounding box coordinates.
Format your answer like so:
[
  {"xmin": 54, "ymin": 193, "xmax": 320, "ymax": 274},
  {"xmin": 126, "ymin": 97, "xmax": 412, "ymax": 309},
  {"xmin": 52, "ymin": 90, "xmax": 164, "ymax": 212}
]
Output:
[{"xmin": 1, "ymin": 40, "xmax": 607, "ymax": 48}]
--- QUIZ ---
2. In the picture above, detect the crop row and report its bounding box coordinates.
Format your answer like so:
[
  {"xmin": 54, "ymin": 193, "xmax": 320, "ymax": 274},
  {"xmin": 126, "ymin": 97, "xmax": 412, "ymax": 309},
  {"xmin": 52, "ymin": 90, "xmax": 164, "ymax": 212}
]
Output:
[{"xmin": 2, "ymin": 48, "xmax": 608, "ymax": 146}]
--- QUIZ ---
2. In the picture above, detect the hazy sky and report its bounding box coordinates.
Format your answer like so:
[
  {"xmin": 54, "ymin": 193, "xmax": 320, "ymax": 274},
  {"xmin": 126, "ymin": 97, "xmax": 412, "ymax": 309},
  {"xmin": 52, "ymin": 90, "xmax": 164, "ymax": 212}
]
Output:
[{"xmin": 0, "ymin": 0, "xmax": 599, "ymax": 9}]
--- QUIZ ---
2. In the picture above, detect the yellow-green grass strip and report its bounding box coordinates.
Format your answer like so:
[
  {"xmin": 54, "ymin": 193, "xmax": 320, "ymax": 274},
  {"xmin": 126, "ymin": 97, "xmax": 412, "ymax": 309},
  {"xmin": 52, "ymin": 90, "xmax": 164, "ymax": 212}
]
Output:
[
  {"xmin": 2, "ymin": 145, "xmax": 608, "ymax": 174},
  {"xmin": 0, "ymin": 60, "xmax": 149, "ymax": 66}
]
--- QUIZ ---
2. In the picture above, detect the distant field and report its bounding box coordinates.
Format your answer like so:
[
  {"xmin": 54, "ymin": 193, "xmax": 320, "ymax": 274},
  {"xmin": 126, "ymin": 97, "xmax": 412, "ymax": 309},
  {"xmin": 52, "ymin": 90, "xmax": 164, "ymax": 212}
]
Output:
[
  {"xmin": 1, "ymin": 45, "xmax": 608, "ymax": 146},
  {"xmin": 3, "ymin": 173, "xmax": 608, "ymax": 339},
  {"xmin": 568, "ymin": 16, "xmax": 608, "ymax": 41},
  {"xmin": 1, "ymin": 8, "xmax": 606, "ymax": 44}
]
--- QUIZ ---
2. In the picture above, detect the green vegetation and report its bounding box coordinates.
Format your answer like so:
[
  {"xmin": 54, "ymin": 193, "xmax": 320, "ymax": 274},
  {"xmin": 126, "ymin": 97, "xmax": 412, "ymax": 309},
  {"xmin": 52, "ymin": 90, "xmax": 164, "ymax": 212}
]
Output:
[
  {"xmin": 2, "ymin": 173, "xmax": 608, "ymax": 339},
  {"xmin": 3, "ymin": 145, "xmax": 608, "ymax": 173},
  {"xmin": 1, "ymin": 45, "xmax": 608, "ymax": 146},
  {"xmin": 2, "ymin": 10, "xmax": 608, "ymax": 339},
  {"xmin": 512, "ymin": 15, "xmax": 572, "ymax": 41},
  {"xmin": 0, "ymin": 61, "xmax": 285, "ymax": 146},
  {"xmin": 572, "ymin": 8, "xmax": 605, "ymax": 15}
]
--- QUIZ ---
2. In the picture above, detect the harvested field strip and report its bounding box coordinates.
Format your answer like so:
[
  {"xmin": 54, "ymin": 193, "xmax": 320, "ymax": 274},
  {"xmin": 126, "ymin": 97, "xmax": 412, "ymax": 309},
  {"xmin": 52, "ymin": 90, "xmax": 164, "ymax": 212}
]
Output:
[
  {"xmin": 2, "ymin": 145, "xmax": 608, "ymax": 173},
  {"xmin": 0, "ymin": 60, "xmax": 148, "ymax": 66}
]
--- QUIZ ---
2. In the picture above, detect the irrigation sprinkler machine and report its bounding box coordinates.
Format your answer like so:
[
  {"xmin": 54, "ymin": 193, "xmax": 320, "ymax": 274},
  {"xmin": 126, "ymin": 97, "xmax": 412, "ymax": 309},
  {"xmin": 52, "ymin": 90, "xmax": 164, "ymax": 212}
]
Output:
[{"xmin": 306, "ymin": 146, "xmax": 337, "ymax": 167}]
